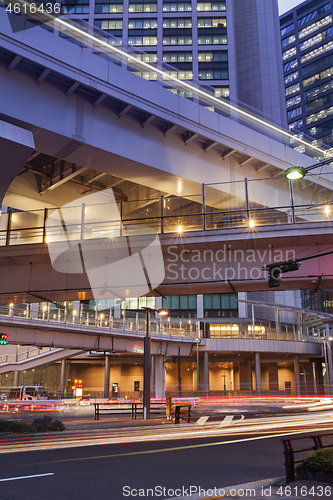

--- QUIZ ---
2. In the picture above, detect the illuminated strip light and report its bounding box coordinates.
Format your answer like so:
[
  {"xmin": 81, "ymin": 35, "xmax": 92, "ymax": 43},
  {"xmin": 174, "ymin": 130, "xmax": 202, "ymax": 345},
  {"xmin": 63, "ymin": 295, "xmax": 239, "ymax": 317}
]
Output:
[{"xmin": 5, "ymin": 1, "xmax": 332, "ymax": 159}]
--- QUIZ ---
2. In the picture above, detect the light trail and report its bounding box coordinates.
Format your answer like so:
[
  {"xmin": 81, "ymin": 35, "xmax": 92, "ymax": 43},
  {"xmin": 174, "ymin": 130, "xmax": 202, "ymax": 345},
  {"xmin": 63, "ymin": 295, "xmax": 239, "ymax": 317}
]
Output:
[{"xmin": 0, "ymin": 410, "xmax": 333, "ymax": 454}]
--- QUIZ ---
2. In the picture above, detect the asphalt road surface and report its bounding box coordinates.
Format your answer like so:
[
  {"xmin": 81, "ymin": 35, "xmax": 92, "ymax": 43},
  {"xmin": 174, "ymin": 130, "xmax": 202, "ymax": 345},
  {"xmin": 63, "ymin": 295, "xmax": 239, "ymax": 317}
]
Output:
[{"xmin": 0, "ymin": 433, "xmax": 284, "ymax": 500}]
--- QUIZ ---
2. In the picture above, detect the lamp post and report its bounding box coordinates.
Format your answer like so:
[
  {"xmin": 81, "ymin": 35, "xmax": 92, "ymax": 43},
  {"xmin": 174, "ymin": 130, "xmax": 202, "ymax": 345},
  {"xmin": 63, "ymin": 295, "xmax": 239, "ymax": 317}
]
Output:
[
  {"xmin": 195, "ymin": 337, "xmax": 200, "ymax": 397},
  {"xmin": 300, "ymin": 372, "xmax": 307, "ymax": 396},
  {"xmin": 142, "ymin": 307, "xmax": 168, "ymax": 420},
  {"xmin": 222, "ymin": 372, "xmax": 226, "ymax": 397}
]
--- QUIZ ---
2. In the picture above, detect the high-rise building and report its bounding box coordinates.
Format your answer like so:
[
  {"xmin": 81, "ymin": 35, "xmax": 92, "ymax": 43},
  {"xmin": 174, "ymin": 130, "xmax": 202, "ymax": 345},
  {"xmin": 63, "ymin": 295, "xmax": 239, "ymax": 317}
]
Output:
[
  {"xmin": 63, "ymin": 0, "xmax": 286, "ymax": 124},
  {"xmin": 280, "ymin": 0, "xmax": 333, "ymax": 146}
]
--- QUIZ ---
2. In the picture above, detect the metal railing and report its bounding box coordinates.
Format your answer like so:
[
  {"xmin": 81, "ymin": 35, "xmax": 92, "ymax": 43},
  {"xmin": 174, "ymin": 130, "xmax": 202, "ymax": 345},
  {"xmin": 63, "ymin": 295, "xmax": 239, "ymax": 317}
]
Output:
[
  {"xmin": 0, "ymin": 303, "xmax": 325, "ymax": 344},
  {"xmin": 1, "ymin": 177, "xmax": 333, "ymax": 247},
  {"xmin": 282, "ymin": 432, "xmax": 333, "ymax": 483}
]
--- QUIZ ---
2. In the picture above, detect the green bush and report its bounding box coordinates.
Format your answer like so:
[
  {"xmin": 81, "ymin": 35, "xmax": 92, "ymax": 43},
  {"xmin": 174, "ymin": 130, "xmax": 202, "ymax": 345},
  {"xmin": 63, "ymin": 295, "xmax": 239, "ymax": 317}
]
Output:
[
  {"xmin": 0, "ymin": 419, "xmax": 37, "ymax": 434},
  {"xmin": 32, "ymin": 415, "xmax": 65, "ymax": 432},
  {"xmin": 296, "ymin": 448, "xmax": 333, "ymax": 475}
]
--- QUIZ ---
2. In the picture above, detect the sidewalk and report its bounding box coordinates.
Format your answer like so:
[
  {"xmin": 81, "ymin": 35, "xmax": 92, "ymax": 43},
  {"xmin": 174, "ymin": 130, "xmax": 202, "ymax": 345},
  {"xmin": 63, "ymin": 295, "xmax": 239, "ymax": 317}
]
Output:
[{"xmin": 167, "ymin": 477, "xmax": 333, "ymax": 499}]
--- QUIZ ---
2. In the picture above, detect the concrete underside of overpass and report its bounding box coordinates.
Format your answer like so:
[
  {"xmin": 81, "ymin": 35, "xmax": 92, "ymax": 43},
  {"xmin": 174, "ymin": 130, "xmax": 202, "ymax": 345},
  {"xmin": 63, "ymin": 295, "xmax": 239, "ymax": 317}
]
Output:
[
  {"xmin": 0, "ymin": 222, "xmax": 332, "ymax": 302},
  {"xmin": 0, "ymin": 9, "xmax": 330, "ymax": 221}
]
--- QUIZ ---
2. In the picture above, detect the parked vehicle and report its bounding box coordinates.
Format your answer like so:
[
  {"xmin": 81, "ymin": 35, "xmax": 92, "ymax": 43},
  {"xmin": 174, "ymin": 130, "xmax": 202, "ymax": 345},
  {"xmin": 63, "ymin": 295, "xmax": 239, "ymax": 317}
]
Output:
[{"xmin": 7, "ymin": 386, "xmax": 48, "ymax": 401}]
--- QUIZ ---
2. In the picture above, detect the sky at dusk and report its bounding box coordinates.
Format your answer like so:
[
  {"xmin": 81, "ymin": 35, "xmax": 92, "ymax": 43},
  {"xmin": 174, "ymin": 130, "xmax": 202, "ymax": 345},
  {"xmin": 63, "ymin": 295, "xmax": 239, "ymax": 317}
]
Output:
[{"xmin": 278, "ymin": 0, "xmax": 303, "ymax": 15}]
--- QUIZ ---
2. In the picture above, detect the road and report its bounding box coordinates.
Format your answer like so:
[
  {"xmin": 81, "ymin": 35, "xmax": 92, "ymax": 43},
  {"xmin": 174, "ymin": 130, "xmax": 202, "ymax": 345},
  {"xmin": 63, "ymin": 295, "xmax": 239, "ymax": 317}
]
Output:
[
  {"xmin": 0, "ymin": 408, "xmax": 332, "ymax": 499},
  {"xmin": 0, "ymin": 433, "xmax": 284, "ymax": 500}
]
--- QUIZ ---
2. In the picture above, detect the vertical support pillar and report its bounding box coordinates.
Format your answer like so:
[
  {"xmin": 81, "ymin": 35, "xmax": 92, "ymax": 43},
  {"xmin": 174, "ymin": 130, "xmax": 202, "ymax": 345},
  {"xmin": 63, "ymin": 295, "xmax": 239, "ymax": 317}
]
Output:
[
  {"xmin": 203, "ymin": 351, "xmax": 209, "ymax": 396},
  {"xmin": 202, "ymin": 183, "xmax": 206, "ymax": 231},
  {"xmin": 247, "ymin": 358, "xmax": 252, "ymax": 392},
  {"xmin": 275, "ymin": 309, "xmax": 281, "ymax": 337},
  {"xmin": 154, "ymin": 355, "xmax": 165, "ymax": 399},
  {"xmin": 80, "ymin": 202, "xmax": 85, "ymax": 240},
  {"xmin": 252, "ymin": 303, "xmax": 256, "ymax": 339},
  {"xmin": 13, "ymin": 371, "xmax": 19, "ymax": 387},
  {"xmin": 104, "ymin": 354, "xmax": 110, "ymax": 398},
  {"xmin": 325, "ymin": 323, "xmax": 333, "ymax": 395},
  {"xmin": 144, "ymin": 309, "xmax": 151, "ymax": 419},
  {"xmin": 60, "ymin": 359, "xmax": 66, "ymax": 394},
  {"xmin": 244, "ymin": 178, "xmax": 249, "ymax": 225},
  {"xmin": 294, "ymin": 354, "xmax": 301, "ymax": 396},
  {"xmin": 255, "ymin": 352, "xmax": 261, "ymax": 393},
  {"xmin": 160, "ymin": 195, "xmax": 164, "ymax": 234}
]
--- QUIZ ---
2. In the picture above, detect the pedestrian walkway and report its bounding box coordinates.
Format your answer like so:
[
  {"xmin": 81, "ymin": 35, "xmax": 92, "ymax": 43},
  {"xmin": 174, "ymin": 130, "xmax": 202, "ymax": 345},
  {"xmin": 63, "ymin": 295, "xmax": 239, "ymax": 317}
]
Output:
[{"xmin": 167, "ymin": 477, "xmax": 333, "ymax": 499}]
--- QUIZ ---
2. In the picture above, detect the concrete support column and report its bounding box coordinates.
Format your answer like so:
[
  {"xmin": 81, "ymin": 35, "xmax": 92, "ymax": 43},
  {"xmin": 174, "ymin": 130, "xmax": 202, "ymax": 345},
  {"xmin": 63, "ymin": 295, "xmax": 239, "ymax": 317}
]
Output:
[
  {"xmin": 154, "ymin": 355, "xmax": 165, "ymax": 399},
  {"xmin": 60, "ymin": 359, "xmax": 66, "ymax": 394},
  {"xmin": 13, "ymin": 371, "xmax": 19, "ymax": 386},
  {"xmin": 104, "ymin": 354, "xmax": 110, "ymax": 398},
  {"xmin": 203, "ymin": 351, "xmax": 209, "ymax": 396},
  {"xmin": 325, "ymin": 323, "xmax": 333, "ymax": 395},
  {"xmin": 155, "ymin": 297, "xmax": 162, "ymax": 310},
  {"xmin": 294, "ymin": 354, "xmax": 301, "ymax": 396},
  {"xmin": 296, "ymin": 313, "xmax": 302, "ymax": 340},
  {"xmin": 247, "ymin": 358, "xmax": 253, "ymax": 391},
  {"xmin": 255, "ymin": 352, "xmax": 261, "ymax": 393}
]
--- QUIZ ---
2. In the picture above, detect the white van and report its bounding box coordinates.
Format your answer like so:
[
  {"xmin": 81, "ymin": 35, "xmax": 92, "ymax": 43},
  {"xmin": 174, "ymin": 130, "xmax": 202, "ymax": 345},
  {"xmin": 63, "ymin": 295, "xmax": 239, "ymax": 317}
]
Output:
[{"xmin": 8, "ymin": 386, "xmax": 48, "ymax": 401}]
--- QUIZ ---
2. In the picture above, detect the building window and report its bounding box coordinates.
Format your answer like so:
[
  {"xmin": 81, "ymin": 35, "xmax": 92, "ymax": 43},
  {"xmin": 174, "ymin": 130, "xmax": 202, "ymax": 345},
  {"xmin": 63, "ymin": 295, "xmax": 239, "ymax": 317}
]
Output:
[
  {"xmin": 129, "ymin": 1, "xmax": 157, "ymax": 12},
  {"xmin": 287, "ymin": 106, "xmax": 302, "ymax": 120},
  {"xmin": 284, "ymin": 71, "xmax": 299, "ymax": 84},
  {"xmin": 163, "ymin": 51, "xmax": 192, "ymax": 63},
  {"xmin": 203, "ymin": 293, "xmax": 238, "ymax": 318},
  {"xmin": 213, "ymin": 86, "xmax": 229, "ymax": 97},
  {"xmin": 129, "ymin": 36, "xmax": 158, "ymax": 46},
  {"xmin": 297, "ymin": 3, "xmax": 331, "ymax": 29},
  {"xmin": 301, "ymin": 40, "xmax": 333, "ymax": 64},
  {"xmin": 197, "ymin": 1, "xmax": 226, "ymax": 11},
  {"xmin": 128, "ymin": 19, "xmax": 158, "ymax": 30},
  {"xmin": 289, "ymin": 119, "xmax": 303, "ymax": 130},
  {"xmin": 197, "ymin": 17, "xmax": 226, "ymax": 28},
  {"xmin": 299, "ymin": 14, "xmax": 332, "ymax": 39},
  {"xmin": 303, "ymin": 52, "xmax": 333, "ymax": 75},
  {"xmin": 162, "ymin": 295, "xmax": 197, "ymax": 318},
  {"xmin": 285, "ymin": 82, "xmax": 300, "ymax": 96},
  {"xmin": 286, "ymin": 95, "xmax": 301, "ymax": 108},
  {"xmin": 198, "ymin": 35, "xmax": 227, "ymax": 45},
  {"xmin": 305, "ymin": 80, "xmax": 333, "ymax": 100},
  {"xmin": 134, "ymin": 52, "xmax": 158, "ymax": 63},
  {"xmin": 163, "ymin": 0, "xmax": 191, "ymax": 12},
  {"xmin": 282, "ymin": 46, "xmax": 297, "ymax": 61},
  {"xmin": 163, "ymin": 36, "xmax": 192, "ymax": 45},
  {"xmin": 306, "ymin": 91, "xmax": 333, "ymax": 111},
  {"xmin": 198, "ymin": 50, "xmax": 228, "ymax": 79},
  {"xmin": 121, "ymin": 296, "xmax": 156, "ymax": 310},
  {"xmin": 282, "ymin": 34, "xmax": 296, "ymax": 49},
  {"xmin": 307, "ymin": 104, "xmax": 333, "ymax": 124},
  {"xmin": 283, "ymin": 58, "xmax": 298, "ymax": 72},
  {"xmin": 300, "ymin": 26, "xmax": 333, "ymax": 51},
  {"xmin": 62, "ymin": 0, "xmax": 89, "ymax": 14},
  {"xmin": 163, "ymin": 70, "xmax": 193, "ymax": 79},
  {"xmin": 309, "ymin": 119, "xmax": 333, "ymax": 135},
  {"xmin": 281, "ymin": 23, "xmax": 294, "ymax": 37},
  {"xmin": 163, "ymin": 18, "xmax": 192, "ymax": 28},
  {"xmin": 95, "ymin": 0, "xmax": 123, "ymax": 14}
]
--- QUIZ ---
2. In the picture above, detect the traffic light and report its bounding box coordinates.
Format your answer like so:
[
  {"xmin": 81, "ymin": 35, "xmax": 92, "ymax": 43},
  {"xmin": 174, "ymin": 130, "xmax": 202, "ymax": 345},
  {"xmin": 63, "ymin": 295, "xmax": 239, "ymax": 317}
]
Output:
[
  {"xmin": 0, "ymin": 334, "xmax": 9, "ymax": 345},
  {"xmin": 263, "ymin": 261, "xmax": 300, "ymax": 288}
]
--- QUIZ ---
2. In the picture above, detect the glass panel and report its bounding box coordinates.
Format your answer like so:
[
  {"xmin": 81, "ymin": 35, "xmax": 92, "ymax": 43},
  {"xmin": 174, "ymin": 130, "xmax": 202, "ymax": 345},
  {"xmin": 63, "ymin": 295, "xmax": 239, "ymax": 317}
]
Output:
[
  {"xmin": 203, "ymin": 294, "xmax": 212, "ymax": 309},
  {"xmin": 171, "ymin": 296, "xmax": 180, "ymax": 309},
  {"xmin": 212, "ymin": 294, "xmax": 220, "ymax": 309},
  {"xmin": 188, "ymin": 295, "xmax": 197, "ymax": 309},
  {"xmin": 221, "ymin": 294, "xmax": 230, "ymax": 309},
  {"xmin": 179, "ymin": 295, "xmax": 188, "ymax": 309}
]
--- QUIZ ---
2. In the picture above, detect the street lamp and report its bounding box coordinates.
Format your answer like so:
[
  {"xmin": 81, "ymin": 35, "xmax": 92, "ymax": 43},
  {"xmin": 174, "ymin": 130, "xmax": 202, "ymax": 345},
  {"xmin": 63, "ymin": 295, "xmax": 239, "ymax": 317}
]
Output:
[
  {"xmin": 222, "ymin": 372, "xmax": 226, "ymax": 397},
  {"xmin": 195, "ymin": 337, "xmax": 200, "ymax": 397},
  {"xmin": 142, "ymin": 307, "xmax": 168, "ymax": 420},
  {"xmin": 285, "ymin": 157, "xmax": 333, "ymax": 181}
]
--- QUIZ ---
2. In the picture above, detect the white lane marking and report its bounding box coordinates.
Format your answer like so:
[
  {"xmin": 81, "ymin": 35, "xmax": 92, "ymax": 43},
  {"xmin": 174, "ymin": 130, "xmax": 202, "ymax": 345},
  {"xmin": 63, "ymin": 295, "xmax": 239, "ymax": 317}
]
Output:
[
  {"xmin": 196, "ymin": 416, "xmax": 209, "ymax": 425},
  {"xmin": 0, "ymin": 473, "xmax": 54, "ymax": 482},
  {"xmin": 219, "ymin": 414, "xmax": 244, "ymax": 427}
]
